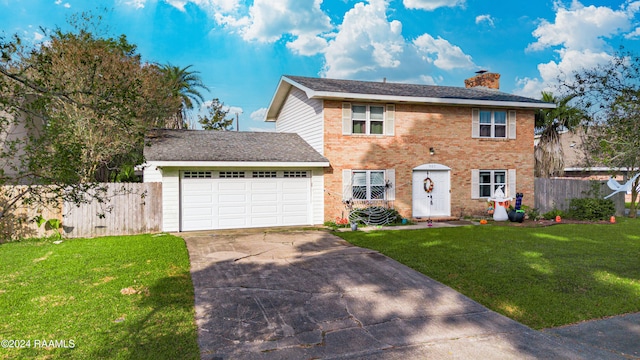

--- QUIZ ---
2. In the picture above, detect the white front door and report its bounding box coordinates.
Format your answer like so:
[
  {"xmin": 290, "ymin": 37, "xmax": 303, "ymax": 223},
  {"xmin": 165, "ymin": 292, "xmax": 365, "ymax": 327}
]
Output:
[{"xmin": 412, "ymin": 164, "xmax": 451, "ymax": 218}]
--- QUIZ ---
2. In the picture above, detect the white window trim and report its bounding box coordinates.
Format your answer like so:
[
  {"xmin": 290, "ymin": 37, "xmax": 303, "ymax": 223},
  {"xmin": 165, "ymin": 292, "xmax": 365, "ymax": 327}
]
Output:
[
  {"xmin": 352, "ymin": 104, "xmax": 385, "ymax": 135},
  {"xmin": 342, "ymin": 103, "xmax": 395, "ymax": 136},
  {"xmin": 472, "ymin": 108, "xmax": 517, "ymax": 139},
  {"xmin": 471, "ymin": 169, "xmax": 517, "ymax": 198},
  {"xmin": 342, "ymin": 169, "xmax": 395, "ymax": 201}
]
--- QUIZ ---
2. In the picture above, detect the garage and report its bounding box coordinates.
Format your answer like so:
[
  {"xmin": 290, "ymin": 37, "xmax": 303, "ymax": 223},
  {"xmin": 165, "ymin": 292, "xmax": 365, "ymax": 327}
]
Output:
[
  {"xmin": 180, "ymin": 170, "xmax": 311, "ymax": 231},
  {"xmin": 143, "ymin": 130, "xmax": 329, "ymax": 232}
]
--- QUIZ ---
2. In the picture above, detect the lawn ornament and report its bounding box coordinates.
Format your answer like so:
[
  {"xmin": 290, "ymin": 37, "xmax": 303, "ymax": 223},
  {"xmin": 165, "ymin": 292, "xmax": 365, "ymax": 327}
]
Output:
[
  {"xmin": 508, "ymin": 192, "xmax": 525, "ymax": 223},
  {"xmin": 604, "ymin": 173, "xmax": 640, "ymax": 199},
  {"xmin": 489, "ymin": 186, "xmax": 511, "ymax": 221}
]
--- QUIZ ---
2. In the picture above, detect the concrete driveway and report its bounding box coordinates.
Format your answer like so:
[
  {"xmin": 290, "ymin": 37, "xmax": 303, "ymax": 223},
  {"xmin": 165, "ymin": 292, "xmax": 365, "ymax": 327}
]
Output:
[{"xmin": 182, "ymin": 229, "xmax": 620, "ymax": 359}]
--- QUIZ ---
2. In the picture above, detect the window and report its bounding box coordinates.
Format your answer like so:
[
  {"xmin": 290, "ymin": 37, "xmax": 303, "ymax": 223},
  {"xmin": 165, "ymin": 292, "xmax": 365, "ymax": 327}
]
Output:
[
  {"xmin": 352, "ymin": 170, "xmax": 386, "ymax": 200},
  {"xmin": 284, "ymin": 171, "xmax": 308, "ymax": 178},
  {"xmin": 183, "ymin": 171, "xmax": 213, "ymax": 179},
  {"xmin": 219, "ymin": 171, "xmax": 245, "ymax": 178},
  {"xmin": 479, "ymin": 170, "xmax": 506, "ymax": 197},
  {"xmin": 479, "ymin": 110, "xmax": 507, "ymax": 138},
  {"xmin": 252, "ymin": 171, "xmax": 277, "ymax": 178},
  {"xmin": 352, "ymin": 105, "xmax": 385, "ymax": 135}
]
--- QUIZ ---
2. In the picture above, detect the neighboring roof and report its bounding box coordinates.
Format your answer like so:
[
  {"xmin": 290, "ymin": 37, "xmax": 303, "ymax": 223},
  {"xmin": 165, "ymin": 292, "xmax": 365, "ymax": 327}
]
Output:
[
  {"xmin": 144, "ymin": 129, "xmax": 329, "ymax": 165},
  {"xmin": 266, "ymin": 75, "xmax": 556, "ymax": 121}
]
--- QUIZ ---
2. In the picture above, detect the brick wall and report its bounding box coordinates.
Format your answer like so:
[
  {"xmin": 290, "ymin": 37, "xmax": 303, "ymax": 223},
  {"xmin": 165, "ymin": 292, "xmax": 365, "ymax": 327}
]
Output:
[{"xmin": 323, "ymin": 100, "xmax": 536, "ymax": 220}]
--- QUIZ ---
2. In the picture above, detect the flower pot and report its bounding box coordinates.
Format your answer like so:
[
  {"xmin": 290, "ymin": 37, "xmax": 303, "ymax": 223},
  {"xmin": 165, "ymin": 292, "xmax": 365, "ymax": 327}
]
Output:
[{"xmin": 350, "ymin": 223, "xmax": 358, "ymax": 231}]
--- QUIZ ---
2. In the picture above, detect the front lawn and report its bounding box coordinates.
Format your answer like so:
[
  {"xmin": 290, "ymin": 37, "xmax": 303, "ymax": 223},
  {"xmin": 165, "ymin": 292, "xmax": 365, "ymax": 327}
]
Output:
[
  {"xmin": 336, "ymin": 218, "xmax": 640, "ymax": 329},
  {"xmin": 0, "ymin": 234, "xmax": 199, "ymax": 360}
]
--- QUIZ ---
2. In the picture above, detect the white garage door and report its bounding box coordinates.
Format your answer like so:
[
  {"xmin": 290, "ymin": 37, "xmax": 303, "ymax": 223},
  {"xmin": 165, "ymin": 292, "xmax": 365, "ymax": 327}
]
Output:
[{"xmin": 180, "ymin": 170, "xmax": 311, "ymax": 231}]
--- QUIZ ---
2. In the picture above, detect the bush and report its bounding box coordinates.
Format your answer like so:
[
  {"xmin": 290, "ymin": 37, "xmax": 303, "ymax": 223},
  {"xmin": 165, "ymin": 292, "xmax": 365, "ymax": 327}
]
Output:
[
  {"xmin": 542, "ymin": 209, "xmax": 565, "ymax": 220},
  {"xmin": 567, "ymin": 198, "xmax": 615, "ymax": 220},
  {"xmin": 521, "ymin": 205, "xmax": 540, "ymax": 221}
]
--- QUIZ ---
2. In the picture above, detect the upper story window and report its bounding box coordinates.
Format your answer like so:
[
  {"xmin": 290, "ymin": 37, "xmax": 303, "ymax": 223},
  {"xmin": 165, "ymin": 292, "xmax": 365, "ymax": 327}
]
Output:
[
  {"xmin": 343, "ymin": 103, "xmax": 395, "ymax": 136},
  {"xmin": 479, "ymin": 110, "xmax": 506, "ymax": 138},
  {"xmin": 352, "ymin": 105, "xmax": 384, "ymax": 135},
  {"xmin": 472, "ymin": 108, "xmax": 516, "ymax": 139}
]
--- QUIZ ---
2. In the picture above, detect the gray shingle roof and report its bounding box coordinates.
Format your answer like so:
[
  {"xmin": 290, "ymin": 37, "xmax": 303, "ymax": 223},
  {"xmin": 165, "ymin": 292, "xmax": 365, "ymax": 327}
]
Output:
[
  {"xmin": 285, "ymin": 75, "xmax": 550, "ymax": 105},
  {"xmin": 144, "ymin": 129, "xmax": 329, "ymax": 163}
]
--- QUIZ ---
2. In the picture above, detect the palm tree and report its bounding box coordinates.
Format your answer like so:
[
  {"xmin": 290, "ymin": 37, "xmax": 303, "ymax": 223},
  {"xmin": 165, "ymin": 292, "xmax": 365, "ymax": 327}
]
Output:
[
  {"xmin": 534, "ymin": 92, "xmax": 586, "ymax": 177},
  {"xmin": 160, "ymin": 64, "xmax": 209, "ymax": 129}
]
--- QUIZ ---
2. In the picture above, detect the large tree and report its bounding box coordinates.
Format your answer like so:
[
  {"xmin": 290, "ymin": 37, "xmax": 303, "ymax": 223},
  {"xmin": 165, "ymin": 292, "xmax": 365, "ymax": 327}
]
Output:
[
  {"xmin": 564, "ymin": 51, "xmax": 640, "ymax": 217},
  {"xmin": 534, "ymin": 92, "xmax": 586, "ymax": 177},
  {"xmin": 0, "ymin": 16, "xmax": 177, "ymax": 239},
  {"xmin": 160, "ymin": 64, "xmax": 209, "ymax": 129}
]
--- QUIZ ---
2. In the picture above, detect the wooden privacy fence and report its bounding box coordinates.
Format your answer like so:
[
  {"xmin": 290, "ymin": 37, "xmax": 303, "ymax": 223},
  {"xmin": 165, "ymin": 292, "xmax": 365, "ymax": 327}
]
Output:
[
  {"xmin": 2, "ymin": 182, "xmax": 162, "ymax": 240},
  {"xmin": 534, "ymin": 178, "xmax": 625, "ymax": 216},
  {"xmin": 62, "ymin": 182, "xmax": 162, "ymax": 238}
]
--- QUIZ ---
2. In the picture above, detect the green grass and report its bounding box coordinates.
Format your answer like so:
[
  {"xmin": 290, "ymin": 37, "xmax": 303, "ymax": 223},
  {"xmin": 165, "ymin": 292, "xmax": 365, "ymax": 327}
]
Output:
[
  {"xmin": 336, "ymin": 218, "xmax": 640, "ymax": 329},
  {"xmin": 0, "ymin": 234, "xmax": 199, "ymax": 360}
]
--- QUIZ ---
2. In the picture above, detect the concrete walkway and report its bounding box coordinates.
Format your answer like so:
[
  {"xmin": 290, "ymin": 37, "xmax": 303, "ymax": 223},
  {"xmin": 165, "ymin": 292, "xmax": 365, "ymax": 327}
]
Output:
[
  {"xmin": 182, "ymin": 229, "xmax": 627, "ymax": 359},
  {"xmin": 542, "ymin": 313, "xmax": 640, "ymax": 359}
]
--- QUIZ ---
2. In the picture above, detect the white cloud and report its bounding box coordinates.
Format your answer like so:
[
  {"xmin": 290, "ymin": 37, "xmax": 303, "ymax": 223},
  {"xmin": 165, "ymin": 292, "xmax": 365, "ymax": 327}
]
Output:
[
  {"xmin": 213, "ymin": 0, "xmax": 331, "ymax": 55},
  {"xmin": 160, "ymin": 0, "xmax": 240, "ymax": 13},
  {"xmin": 192, "ymin": 0, "xmax": 239, "ymax": 13},
  {"xmin": 168, "ymin": 0, "xmax": 474, "ymax": 83},
  {"xmin": 166, "ymin": 0, "xmax": 188, "ymax": 11},
  {"xmin": 54, "ymin": 0, "xmax": 71, "ymax": 8},
  {"xmin": 250, "ymin": 108, "xmax": 267, "ymax": 121},
  {"xmin": 247, "ymin": 126, "xmax": 275, "ymax": 132},
  {"xmin": 527, "ymin": 1, "xmax": 630, "ymax": 52},
  {"xmin": 241, "ymin": 0, "xmax": 331, "ymax": 43},
  {"xmin": 403, "ymin": 0, "xmax": 465, "ymax": 11},
  {"xmin": 475, "ymin": 14, "xmax": 494, "ymax": 27},
  {"xmin": 322, "ymin": 1, "xmax": 404, "ymax": 78},
  {"xmin": 413, "ymin": 33, "xmax": 474, "ymax": 70},
  {"xmin": 33, "ymin": 31, "xmax": 45, "ymax": 42},
  {"xmin": 322, "ymin": 0, "xmax": 474, "ymax": 81},
  {"xmin": 517, "ymin": 1, "xmax": 635, "ymax": 96},
  {"xmin": 117, "ymin": 0, "xmax": 147, "ymax": 9},
  {"xmin": 514, "ymin": 49, "xmax": 614, "ymax": 98},
  {"xmin": 287, "ymin": 34, "xmax": 328, "ymax": 56},
  {"xmin": 625, "ymin": 27, "xmax": 640, "ymax": 39}
]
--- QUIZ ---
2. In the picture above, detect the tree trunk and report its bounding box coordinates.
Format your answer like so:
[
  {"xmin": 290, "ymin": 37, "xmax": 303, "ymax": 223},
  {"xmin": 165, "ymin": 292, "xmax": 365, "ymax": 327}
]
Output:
[{"xmin": 630, "ymin": 177, "xmax": 639, "ymax": 218}]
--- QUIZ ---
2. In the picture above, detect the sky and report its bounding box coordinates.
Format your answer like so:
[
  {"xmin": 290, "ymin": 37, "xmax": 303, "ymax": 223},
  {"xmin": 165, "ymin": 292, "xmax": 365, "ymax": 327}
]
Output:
[{"xmin": 2, "ymin": 0, "xmax": 640, "ymax": 131}]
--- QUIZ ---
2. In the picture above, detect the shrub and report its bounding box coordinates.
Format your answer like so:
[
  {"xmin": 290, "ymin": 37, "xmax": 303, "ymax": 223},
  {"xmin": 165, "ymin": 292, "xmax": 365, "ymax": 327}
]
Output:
[
  {"xmin": 567, "ymin": 198, "xmax": 615, "ymax": 220},
  {"xmin": 521, "ymin": 205, "xmax": 540, "ymax": 221},
  {"xmin": 542, "ymin": 209, "xmax": 565, "ymax": 220}
]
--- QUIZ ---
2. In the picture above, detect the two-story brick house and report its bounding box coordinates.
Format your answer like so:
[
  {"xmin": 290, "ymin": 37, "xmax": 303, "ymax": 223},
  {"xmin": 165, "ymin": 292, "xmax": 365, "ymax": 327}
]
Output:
[{"xmin": 266, "ymin": 73, "xmax": 555, "ymax": 221}]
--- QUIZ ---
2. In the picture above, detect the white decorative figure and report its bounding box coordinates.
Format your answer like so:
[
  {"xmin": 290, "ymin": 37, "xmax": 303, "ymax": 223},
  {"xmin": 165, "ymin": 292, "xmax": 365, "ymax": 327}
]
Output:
[
  {"xmin": 604, "ymin": 173, "xmax": 640, "ymax": 199},
  {"xmin": 489, "ymin": 186, "xmax": 511, "ymax": 221}
]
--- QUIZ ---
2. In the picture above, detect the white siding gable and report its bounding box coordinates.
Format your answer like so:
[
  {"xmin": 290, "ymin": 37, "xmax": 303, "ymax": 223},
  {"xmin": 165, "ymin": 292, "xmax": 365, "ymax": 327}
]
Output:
[{"xmin": 276, "ymin": 87, "xmax": 324, "ymax": 155}]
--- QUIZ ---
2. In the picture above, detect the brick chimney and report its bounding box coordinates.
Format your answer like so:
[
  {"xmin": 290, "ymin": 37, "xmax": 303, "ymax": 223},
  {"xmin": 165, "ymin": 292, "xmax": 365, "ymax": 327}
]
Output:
[{"xmin": 464, "ymin": 71, "xmax": 500, "ymax": 90}]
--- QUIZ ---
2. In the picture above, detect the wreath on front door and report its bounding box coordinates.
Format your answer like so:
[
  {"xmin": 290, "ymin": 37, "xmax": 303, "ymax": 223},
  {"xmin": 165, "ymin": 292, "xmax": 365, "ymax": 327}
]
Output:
[{"xmin": 423, "ymin": 177, "xmax": 434, "ymax": 193}]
